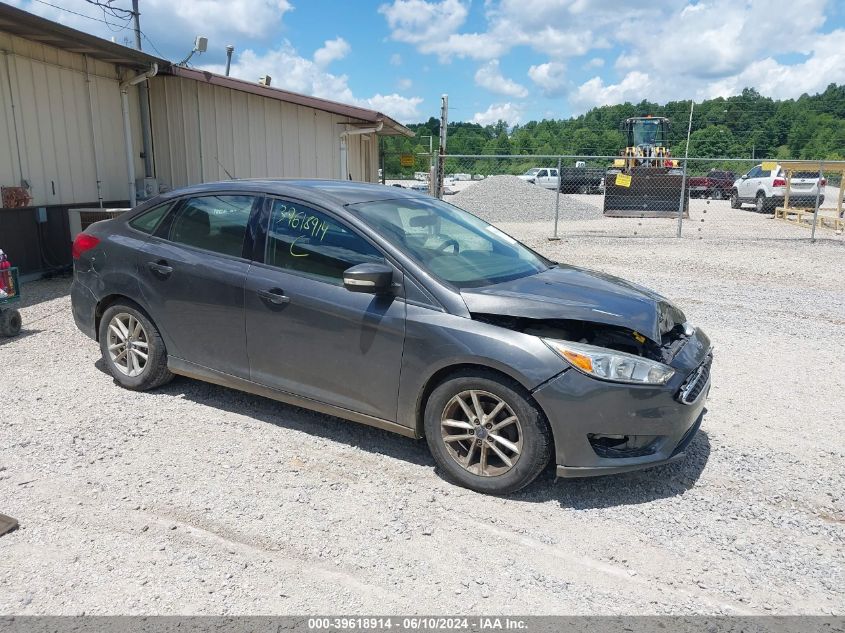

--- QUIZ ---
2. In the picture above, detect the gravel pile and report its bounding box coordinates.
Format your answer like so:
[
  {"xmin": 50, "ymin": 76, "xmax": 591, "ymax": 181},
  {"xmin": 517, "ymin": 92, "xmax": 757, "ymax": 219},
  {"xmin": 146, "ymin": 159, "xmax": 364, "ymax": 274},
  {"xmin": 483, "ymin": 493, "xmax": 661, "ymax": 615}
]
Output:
[
  {"xmin": 1, "ymin": 204, "xmax": 844, "ymax": 615},
  {"xmin": 451, "ymin": 175, "xmax": 603, "ymax": 223}
]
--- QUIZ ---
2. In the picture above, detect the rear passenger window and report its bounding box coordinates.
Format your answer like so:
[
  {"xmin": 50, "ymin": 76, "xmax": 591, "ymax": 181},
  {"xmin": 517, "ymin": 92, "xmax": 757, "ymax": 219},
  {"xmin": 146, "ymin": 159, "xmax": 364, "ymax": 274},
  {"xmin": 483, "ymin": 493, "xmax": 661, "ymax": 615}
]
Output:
[
  {"xmin": 265, "ymin": 199, "xmax": 383, "ymax": 284},
  {"xmin": 167, "ymin": 195, "xmax": 255, "ymax": 257},
  {"xmin": 129, "ymin": 202, "xmax": 172, "ymax": 234}
]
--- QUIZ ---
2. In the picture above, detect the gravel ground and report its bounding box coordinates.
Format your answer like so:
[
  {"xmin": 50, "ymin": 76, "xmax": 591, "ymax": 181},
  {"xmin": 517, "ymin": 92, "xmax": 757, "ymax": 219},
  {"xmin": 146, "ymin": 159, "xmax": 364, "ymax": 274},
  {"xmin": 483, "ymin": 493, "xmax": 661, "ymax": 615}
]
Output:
[
  {"xmin": 453, "ymin": 176, "xmax": 603, "ymax": 222},
  {"xmin": 1, "ymin": 197, "xmax": 843, "ymax": 615}
]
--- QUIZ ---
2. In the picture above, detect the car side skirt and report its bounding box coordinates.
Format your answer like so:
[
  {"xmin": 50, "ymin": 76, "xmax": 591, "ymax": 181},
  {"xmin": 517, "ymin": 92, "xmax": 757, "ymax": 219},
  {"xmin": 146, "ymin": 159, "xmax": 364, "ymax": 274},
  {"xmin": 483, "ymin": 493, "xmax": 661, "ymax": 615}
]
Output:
[{"xmin": 167, "ymin": 357, "xmax": 419, "ymax": 439}]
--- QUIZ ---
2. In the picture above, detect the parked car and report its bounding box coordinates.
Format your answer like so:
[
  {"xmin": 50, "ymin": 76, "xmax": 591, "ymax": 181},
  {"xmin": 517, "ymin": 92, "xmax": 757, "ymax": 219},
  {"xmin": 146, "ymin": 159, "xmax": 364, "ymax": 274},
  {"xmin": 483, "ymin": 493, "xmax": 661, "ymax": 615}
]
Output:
[
  {"xmin": 731, "ymin": 164, "xmax": 825, "ymax": 212},
  {"xmin": 71, "ymin": 180, "xmax": 711, "ymax": 494},
  {"xmin": 517, "ymin": 167, "xmax": 559, "ymax": 189},
  {"xmin": 687, "ymin": 169, "xmax": 736, "ymax": 200}
]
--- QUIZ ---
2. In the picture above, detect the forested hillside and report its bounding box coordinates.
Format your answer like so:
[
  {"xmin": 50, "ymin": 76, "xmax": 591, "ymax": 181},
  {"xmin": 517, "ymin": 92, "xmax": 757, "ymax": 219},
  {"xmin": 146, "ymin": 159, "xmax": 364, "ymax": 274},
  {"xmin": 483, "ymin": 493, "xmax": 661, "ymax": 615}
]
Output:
[{"xmin": 382, "ymin": 85, "xmax": 845, "ymax": 175}]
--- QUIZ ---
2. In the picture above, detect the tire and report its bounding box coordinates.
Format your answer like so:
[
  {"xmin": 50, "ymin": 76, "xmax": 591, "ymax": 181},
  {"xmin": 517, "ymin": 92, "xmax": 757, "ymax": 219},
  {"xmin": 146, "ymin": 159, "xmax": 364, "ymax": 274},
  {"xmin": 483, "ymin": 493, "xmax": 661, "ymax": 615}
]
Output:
[
  {"xmin": 711, "ymin": 189, "xmax": 723, "ymax": 200},
  {"xmin": 0, "ymin": 308, "xmax": 21, "ymax": 337},
  {"xmin": 98, "ymin": 300, "xmax": 173, "ymax": 391},
  {"xmin": 730, "ymin": 189, "xmax": 741, "ymax": 209},
  {"xmin": 755, "ymin": 192, "xmax": 769, "ymax": 213},
  {"xmin": 423, "ymin": 371, "xmax": 552, "ymax": 495}
]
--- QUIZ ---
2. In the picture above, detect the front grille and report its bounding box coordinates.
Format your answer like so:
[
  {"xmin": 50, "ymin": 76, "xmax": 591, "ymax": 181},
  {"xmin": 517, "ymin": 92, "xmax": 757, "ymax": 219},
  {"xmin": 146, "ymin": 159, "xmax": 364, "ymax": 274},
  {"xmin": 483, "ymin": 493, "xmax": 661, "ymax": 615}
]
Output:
[{"xmin": 678, "ymin": 354, "xmax": 712, "ymax": 405}]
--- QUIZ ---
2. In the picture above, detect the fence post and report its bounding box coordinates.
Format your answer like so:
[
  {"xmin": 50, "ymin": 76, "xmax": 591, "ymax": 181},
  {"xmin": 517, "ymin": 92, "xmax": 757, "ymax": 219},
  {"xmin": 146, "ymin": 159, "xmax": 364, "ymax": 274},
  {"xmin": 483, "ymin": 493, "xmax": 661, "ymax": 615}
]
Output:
[
  {"xmin": 810, "ymin": 159, "xmax": 823, "ymax": 243},
  {"xmin": 676, "ymin": 157, "xmax": 689, "ymax": 237},
  {"xmin": 551, "ymin": 156, "xmax": 562, "ymax": 240}
]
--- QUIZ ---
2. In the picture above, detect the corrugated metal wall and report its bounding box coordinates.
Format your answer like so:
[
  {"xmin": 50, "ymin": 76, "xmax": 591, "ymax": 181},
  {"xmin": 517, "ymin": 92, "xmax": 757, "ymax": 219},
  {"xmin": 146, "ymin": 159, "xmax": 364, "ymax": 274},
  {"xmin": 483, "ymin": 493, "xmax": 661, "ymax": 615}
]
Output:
[
  {"xmin": 0, "ymin": 32, "xmax": 142, "ymax": 207},
  {"xmin": 148, "ymin": 75, "xmax": 379, "ymax": 189}
]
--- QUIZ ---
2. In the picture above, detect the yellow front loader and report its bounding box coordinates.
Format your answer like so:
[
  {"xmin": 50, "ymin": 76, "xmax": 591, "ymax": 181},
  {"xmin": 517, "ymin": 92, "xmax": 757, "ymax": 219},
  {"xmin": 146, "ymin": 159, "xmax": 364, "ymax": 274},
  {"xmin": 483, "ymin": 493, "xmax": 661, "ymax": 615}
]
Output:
[{"xmin": 603, "ymin": 116, "xmax": 689, "ymax": 218}]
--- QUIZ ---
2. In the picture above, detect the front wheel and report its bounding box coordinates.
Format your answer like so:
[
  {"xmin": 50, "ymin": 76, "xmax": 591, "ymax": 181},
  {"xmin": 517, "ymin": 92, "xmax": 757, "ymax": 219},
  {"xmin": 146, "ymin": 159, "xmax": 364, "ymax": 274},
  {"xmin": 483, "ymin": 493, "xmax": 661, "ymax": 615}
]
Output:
[
  {"xmin": 98, "ymin": 301, "xmax": 173, "ymax": 391},
  {"xmin": 711, "ymin": 189, "xmax": 723, "ymax": 200},
  {"xmin": 424, "ymin": 372, "xmax": 551, "ymax": 495}
]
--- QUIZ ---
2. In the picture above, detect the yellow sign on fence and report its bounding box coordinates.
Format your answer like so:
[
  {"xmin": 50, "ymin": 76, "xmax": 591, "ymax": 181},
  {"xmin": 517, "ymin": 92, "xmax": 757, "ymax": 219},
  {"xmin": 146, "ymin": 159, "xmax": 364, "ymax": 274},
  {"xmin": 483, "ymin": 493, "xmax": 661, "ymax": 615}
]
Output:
[
  {"xmin": 615, "ymin": 173, "xmax": 632, "ymax": 188},
  {"xmin": 400, "ymin": 154, "xmax": 415, "ymax": 167},
  {"xmin": 762, "ymin": 161, "xmax": 777, "ymax": 172}
]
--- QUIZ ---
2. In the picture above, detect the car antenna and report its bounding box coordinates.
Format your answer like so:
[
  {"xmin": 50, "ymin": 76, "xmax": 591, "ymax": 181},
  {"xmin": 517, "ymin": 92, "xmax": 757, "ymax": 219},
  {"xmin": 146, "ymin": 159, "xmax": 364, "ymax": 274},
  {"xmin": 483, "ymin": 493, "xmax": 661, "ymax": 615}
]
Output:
[{"xmin": 215, "ymin": 155, "xmax": 236, "ymax": 180}]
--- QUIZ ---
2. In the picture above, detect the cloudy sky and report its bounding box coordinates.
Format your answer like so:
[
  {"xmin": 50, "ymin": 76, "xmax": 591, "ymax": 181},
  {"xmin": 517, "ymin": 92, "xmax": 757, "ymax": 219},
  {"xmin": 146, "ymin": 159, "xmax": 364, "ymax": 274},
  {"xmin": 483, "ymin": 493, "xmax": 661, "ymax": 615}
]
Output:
[{"xmin": 12, "ymin": 0, "xmax": 845, "ymax": 124}]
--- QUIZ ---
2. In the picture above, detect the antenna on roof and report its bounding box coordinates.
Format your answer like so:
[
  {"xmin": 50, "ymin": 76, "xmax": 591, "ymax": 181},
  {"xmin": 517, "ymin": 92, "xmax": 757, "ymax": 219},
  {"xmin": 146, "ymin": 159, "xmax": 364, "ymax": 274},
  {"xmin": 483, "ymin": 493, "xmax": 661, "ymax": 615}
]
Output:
[
  {"xmin": 177, "ymin": 35, "xmax": 208, "ymax": 67},
  {"xmin": 214, "ymin": 155, "xmax": 235, "ymax": 180}
]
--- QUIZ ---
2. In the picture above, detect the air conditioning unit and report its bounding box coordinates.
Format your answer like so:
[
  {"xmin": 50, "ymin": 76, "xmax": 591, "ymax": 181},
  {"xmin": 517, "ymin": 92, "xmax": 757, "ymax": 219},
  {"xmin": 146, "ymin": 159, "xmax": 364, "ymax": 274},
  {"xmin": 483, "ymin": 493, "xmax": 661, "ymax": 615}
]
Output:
[
  {"xmin": 68, "ymin": 208, "xmax": 130, "ymax": 240},
  {"xmin": 135, "ymin": 177, "xmax": 160, "ymax": 200}
]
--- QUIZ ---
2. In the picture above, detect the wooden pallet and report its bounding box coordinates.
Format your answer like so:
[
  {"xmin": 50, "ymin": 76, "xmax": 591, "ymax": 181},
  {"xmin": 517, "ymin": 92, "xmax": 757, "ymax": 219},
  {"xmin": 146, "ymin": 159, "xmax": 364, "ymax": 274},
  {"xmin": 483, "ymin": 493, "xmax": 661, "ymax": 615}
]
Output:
[{"xmin": 775, "ymin": 206, "xmax": 845, "ymax": 232}]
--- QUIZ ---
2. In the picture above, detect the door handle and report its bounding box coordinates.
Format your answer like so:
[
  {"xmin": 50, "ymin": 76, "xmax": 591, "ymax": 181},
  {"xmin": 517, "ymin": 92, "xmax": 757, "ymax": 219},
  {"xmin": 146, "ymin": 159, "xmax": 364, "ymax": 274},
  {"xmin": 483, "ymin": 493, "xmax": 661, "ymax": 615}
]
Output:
[
  {"xmin": 257, "ymin": 288, "xmax": 290, "ymax": 305},
  {"xmin": 147, "ymin": 260, "xmax": 173, "ymax": 278}
]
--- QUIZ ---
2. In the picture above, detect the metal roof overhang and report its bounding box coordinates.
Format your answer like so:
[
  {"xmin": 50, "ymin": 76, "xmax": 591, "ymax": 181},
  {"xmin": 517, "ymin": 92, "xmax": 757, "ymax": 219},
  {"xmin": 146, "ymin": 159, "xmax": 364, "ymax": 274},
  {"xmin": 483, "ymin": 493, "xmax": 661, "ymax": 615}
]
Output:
[
  {"xmin": 0, "ymin": 3, "xmax": 164, "ymax": 68},
  {"xmin": 167, "ymin": 66, "xmax": 413, "ymax": 137}
]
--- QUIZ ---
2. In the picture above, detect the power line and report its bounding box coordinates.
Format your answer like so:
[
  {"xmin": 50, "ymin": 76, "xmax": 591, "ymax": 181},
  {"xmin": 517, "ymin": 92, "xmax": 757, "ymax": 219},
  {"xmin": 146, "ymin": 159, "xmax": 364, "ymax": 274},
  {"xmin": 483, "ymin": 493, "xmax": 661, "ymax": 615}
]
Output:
[{"xmin": 29, "ymin": 0, "xmax": 132, "ymax": 31}]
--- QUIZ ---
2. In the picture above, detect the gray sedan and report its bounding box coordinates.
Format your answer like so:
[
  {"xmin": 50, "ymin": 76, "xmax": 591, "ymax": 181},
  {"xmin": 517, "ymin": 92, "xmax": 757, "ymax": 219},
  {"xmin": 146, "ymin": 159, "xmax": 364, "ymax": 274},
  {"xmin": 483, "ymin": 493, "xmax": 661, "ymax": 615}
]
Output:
[{"xmin": 71, "ymin": 180, "xmax": 711, "ymax": 494}]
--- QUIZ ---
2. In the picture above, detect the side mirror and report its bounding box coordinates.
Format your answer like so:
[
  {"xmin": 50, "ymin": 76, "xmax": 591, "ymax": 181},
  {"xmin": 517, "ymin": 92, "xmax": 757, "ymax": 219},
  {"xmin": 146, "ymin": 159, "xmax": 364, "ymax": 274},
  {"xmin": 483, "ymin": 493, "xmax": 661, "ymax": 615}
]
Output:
[
  {"xmin": 343, "ymin": 262, "xmax": 394, "ymax": 294},
  {"xmin": 740, "ymin": 175, "xmax": 748, "ymax": 180}
]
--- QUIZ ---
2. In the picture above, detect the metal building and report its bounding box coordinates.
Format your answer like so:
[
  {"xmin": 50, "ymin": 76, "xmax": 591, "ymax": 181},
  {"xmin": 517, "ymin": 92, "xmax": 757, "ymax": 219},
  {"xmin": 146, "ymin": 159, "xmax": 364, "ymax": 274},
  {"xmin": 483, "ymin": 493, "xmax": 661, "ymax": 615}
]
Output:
[{"xmin": 0, "ymin": 4, "xmax": 412, "ymax": 274}]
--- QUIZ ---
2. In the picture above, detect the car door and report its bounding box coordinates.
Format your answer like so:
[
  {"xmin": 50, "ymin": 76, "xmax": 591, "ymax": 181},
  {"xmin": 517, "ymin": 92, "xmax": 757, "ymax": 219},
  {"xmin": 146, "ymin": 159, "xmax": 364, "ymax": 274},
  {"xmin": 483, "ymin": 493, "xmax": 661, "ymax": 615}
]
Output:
[
  {"xmin": 740, "ymin": 166, "xmax": 761, "ymax": 199},
  {"xmin": 136, "ymin": 193, "xmax": 260, "ymax": 377},
  {"xmin": 244, "ymin": 197, "xmax": 406, "ymax": 421},
  {"xmin": 543, "ymin": 168, "xmax": 559, "ymax": 189}
]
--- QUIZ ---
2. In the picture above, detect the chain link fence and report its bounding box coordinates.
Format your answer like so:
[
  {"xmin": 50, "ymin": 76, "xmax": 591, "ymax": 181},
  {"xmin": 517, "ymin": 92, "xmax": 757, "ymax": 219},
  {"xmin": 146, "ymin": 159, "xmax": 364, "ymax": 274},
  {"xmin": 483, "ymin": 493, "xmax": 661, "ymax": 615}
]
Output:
[{"xmin": 381, "ymin": 153, "xmax": 845, "ymax": 242}]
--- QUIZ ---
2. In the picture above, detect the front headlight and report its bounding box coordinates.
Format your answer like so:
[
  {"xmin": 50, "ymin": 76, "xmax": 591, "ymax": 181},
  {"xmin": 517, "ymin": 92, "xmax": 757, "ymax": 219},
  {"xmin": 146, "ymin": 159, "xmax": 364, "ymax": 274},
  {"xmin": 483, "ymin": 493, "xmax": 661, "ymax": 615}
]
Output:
[{"xmin": 543, "ymin": 339, "xmax": 675, "ymax": 385}]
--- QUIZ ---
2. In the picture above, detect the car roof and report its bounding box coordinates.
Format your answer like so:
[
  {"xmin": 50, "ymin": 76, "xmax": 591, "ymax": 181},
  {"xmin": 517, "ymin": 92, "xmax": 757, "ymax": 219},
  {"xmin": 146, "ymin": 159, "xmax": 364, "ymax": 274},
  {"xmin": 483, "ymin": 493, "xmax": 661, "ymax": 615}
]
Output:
[{"xmin": 157, "ymin": 178, "xmax": 429, "ymax": 207}]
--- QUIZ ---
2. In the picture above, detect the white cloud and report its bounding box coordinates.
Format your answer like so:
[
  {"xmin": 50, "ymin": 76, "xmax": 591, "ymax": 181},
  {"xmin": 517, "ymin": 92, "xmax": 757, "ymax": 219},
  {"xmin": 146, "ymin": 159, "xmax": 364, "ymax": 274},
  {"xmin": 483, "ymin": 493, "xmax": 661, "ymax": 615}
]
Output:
[
  {"xmin": 202, "ymin": 42, "xmax": 423, "ymax": 123},
  {"xmin": 528, "ymin": 61, "xmax": 566, "ymax": 97},
  {"xmin": 397, "ymin": 77, "xmax": 413, "ymax": 90},
  {"xmin": 474, "ymin": 60, "xmax": 528, "ymax": 98},
  {"xmin": 570, "ymin": 72, "xmax": 656, "ymax": 111},
  {"xmin": 472, "ymin": 102, "xmax": 524, "ymax": 126},
  {"xmin": 313, "ymin": 37, "xmax": 350, "ymax": 67},
  {"xmin": 700, "ymin": 29, "xmax": 845, "ymax": 101},
  {"xmin": 382, "ymin": 0, "xmax": 845, "ymax": 113},
  {"xmin": 366, "ymin": 94, "xmax": 424, "ymax": 121},
  {"xmin": 389, "ymin": 53, "xmax": 403, "ymax": 66}
]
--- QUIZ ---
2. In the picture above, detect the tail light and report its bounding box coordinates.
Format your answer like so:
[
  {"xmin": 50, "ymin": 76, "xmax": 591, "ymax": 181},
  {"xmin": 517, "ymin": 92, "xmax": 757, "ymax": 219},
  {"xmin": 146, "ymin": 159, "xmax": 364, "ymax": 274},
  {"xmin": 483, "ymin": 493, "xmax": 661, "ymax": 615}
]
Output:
[
  {"xmin": 72, "ymin": 233, "xmax": 100, "ymax": 260},
  {"xmin": 820, "ymin": 178, "xmax": 827, "ymax": 187},
  {"xmin": 772, "ymin": 178, "xmax": 786, "ymax": 187}
]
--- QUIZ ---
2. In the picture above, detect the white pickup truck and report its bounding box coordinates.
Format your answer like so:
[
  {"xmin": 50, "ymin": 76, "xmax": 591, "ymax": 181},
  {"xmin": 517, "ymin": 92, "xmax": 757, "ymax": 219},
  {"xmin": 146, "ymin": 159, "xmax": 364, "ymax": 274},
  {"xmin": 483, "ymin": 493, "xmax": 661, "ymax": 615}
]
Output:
[{"xmin": 517, "ymin": 167, "xmax": 559, "ymax": 189}]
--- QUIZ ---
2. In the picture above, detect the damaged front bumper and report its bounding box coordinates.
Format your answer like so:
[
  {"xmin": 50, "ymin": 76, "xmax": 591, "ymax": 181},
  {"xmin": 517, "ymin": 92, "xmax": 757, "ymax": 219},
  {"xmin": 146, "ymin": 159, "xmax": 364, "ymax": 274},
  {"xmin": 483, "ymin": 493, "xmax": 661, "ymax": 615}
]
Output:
[{"xmin": 533, "ymin": 329, "xmax": 712, "ymax": 478}]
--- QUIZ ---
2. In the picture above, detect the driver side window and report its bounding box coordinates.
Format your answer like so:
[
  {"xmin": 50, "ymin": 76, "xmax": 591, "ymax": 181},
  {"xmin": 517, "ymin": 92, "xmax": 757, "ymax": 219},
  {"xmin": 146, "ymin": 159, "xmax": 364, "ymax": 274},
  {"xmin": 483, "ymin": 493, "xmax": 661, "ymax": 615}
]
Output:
[{"xmin": 747, "ymin": 166, "xmax": 762, "ymax": 179}]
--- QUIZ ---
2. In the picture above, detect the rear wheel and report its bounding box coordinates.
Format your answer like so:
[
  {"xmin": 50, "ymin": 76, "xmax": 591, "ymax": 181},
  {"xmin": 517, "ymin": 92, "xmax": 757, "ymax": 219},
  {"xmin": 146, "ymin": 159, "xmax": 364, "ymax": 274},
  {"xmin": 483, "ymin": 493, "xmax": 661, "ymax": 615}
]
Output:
[
  {"xmin": 98, "ymin": 301, "xmax": 173, "ymax": 391},
  {"xmin": 755, "ymin": 192, "xmax": 768, "ymax": 213},
  {"xmin": 0, "ymin": 308, "xmax": 21, "ymax": 337},
  {"xmin": 730, "ymin": 189, "xmax": 741, "ymax": 209},
  {"xmin": 424, "ymin": 371, "xmax": 551, "ymax": 495},
  {"xmin": 711, "ymin": 189, "xmax": 723, "ymax": 200}
]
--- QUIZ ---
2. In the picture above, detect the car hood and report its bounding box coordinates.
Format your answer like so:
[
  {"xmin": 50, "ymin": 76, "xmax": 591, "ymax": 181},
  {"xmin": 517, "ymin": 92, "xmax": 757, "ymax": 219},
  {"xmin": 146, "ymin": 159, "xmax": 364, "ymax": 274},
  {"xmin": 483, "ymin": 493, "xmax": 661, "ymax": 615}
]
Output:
[{"xmin": 461, "ymin": 265, "xmax": 686, "ymax": 343}]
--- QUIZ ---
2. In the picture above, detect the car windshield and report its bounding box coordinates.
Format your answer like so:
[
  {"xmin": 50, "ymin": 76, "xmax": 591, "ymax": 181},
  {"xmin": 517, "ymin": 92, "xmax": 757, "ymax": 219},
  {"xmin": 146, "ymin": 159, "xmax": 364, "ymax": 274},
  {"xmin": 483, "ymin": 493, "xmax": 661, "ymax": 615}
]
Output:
[
  {"xmin": 524, "ymin": 168, "xmax": 540, "ymax": 176},
  {"xmin": 350, "ymin": 197, "xmax": 551, "ymax": 289}
]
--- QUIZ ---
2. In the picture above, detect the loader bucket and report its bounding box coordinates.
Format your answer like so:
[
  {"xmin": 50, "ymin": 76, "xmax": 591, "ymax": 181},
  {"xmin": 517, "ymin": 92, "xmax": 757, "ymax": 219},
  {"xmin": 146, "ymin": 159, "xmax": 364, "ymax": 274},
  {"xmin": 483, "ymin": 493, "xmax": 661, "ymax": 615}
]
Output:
[{"xmin": 603, "ymin": 167, "xmax": 689, "ymax": 218}]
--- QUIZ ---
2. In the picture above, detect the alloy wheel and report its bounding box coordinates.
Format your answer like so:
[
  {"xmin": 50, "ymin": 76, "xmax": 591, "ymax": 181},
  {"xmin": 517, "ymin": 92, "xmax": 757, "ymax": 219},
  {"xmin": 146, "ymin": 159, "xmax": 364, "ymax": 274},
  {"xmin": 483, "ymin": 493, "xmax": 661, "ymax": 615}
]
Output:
[
  {"xmin": 106, "ymin": 312, "xmax": 149, "ymax": 377},
  {"xmin": 440, "ymin": 390, "xmax": 523, "ymax": 477}
]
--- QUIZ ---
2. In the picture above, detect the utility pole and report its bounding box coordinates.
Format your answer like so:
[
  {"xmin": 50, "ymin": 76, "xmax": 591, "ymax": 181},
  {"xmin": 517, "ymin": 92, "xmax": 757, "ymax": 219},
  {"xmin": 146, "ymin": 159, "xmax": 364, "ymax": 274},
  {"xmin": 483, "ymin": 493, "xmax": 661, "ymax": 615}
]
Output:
[
  {"xmin": 131, "ymin": 0, "xmax": 155, "ymax": 181},
  {"xmin": 435, "ymin": 94, "xmax": 448, "ymax": 199}
]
